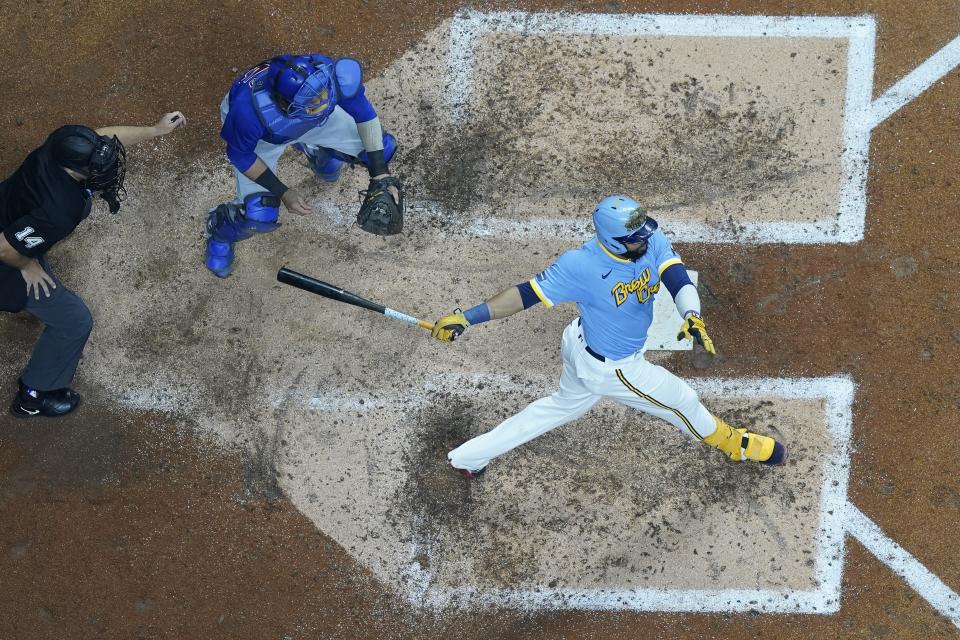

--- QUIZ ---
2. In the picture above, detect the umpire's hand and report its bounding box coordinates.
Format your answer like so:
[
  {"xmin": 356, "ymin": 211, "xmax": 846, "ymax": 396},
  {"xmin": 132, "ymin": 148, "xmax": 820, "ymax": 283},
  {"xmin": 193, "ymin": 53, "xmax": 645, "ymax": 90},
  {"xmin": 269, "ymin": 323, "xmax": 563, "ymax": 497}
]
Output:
[
  {"xmin": 153, "ymin": 112, "xmax": 187, "ymax": 136},
  {"xmin": 20, "ymin": 259, "xmax": 57, "ymax": 300}
]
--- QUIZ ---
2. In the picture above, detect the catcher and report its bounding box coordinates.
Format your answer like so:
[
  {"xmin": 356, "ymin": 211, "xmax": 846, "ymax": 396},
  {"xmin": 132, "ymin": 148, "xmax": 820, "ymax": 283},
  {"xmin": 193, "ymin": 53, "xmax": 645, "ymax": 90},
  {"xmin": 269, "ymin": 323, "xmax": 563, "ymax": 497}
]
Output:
[{"xmin": 207, "ymin": 53, "xmax": 403, "ymax": 278}]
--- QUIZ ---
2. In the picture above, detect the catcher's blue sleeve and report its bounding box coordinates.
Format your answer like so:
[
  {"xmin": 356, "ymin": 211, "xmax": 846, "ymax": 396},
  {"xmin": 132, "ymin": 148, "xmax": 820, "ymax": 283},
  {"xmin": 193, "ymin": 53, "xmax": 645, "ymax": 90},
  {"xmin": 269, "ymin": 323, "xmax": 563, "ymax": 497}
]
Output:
[
  {"xmin": 220, "ymin": 98, "xmax": 267, "ymax": 173},
  {"xmin": 339, "ymin": 84, "xmax": 377, "ymax": 124}
]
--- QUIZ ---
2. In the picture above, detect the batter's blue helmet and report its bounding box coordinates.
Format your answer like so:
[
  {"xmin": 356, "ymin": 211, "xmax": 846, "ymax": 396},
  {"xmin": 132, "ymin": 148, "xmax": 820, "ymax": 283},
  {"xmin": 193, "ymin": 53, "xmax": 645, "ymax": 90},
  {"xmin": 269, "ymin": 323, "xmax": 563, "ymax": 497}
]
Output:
[
  {"xmin": 272, "ymin": 56, "xmax": 337, "ymax": 122},
  {"xmin": 593, "ymin": 196, "xmax": 658, "ymax": 254}
]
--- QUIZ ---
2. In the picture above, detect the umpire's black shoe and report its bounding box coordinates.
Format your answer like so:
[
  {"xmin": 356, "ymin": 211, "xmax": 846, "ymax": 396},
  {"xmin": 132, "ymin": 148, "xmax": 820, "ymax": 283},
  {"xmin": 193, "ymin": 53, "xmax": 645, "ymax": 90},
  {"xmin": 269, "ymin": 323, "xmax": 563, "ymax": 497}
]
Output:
[{"xmin": 9, "ymin": 379, "xmax": 81, "ymax": 419}]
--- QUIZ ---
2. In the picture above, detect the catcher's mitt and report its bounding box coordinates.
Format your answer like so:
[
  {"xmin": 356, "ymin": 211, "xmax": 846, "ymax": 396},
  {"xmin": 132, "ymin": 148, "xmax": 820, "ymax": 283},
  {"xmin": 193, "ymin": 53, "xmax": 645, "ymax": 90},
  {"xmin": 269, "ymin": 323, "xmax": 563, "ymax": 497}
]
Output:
[{"xmin": 357, "ymin": 176, "xmax": 404, "ymax": 235}]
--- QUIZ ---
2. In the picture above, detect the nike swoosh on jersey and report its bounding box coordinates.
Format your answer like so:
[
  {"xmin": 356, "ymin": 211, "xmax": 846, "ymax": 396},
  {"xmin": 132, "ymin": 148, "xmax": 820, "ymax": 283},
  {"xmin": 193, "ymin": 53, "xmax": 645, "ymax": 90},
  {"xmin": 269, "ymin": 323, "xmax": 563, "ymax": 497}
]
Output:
[{"xmin": 601, "ymin": 269, "xmax": 613, "ymax": 279}]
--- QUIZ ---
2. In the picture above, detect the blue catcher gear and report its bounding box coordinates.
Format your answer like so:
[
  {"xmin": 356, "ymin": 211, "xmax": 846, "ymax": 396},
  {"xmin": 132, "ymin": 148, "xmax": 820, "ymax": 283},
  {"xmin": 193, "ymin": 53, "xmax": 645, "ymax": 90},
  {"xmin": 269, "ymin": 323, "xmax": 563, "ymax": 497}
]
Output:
[
  {"xmin": 333, "ymin": 58, "xmax": 362, "ymax": 99},
  {"xmin": 242, "ymin": 192, "xmax": 282, "ymax": 233},
  {"xmin": 593, "ymin": 195, "xmax": 659, "ymax": 256},
  {"xmin": 357, "ymin": 132, "xmax": 397, "ymax": 168},
  {"xmin": 293, "ymin": 132, "xmax": 397, "ymax": 183},
  {"xmin": 273, "ymin": 56, "xmax": 337, "ymax": 123},
  {"xmin": 204, "ymin": 193, "xmax": 281, "ymax": 278}
]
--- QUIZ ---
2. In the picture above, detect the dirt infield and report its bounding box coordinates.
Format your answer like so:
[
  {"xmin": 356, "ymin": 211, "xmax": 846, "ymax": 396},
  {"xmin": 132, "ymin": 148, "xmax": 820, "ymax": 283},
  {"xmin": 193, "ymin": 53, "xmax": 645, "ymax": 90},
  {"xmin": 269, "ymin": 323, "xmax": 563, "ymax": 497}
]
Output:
[{"xmin": 1, "ymin": 1, "xmax": 958, "ymax": 639}]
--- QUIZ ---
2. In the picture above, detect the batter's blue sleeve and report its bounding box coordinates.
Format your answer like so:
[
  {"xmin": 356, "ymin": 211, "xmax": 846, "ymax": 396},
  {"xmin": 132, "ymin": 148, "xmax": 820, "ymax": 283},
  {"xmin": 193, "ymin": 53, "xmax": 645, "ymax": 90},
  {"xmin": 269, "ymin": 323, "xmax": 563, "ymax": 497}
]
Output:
[
  {"xmin": 651, "ymin": 232, "xmax": 683, "ymax": 278},
  {"xmin": 661, "ymin": 263, "xmax": 693, "ymax": 297},
  {"xmin": 220, "ymin": 99, "xmax": 266, "ymax": 173},
  {"xmin": 528, "ymin": 249, "xmax": 587, "ymax": 308},
  {"xmin": 516, "ymin": 281, "xmax": 542, "ymax": 309}
]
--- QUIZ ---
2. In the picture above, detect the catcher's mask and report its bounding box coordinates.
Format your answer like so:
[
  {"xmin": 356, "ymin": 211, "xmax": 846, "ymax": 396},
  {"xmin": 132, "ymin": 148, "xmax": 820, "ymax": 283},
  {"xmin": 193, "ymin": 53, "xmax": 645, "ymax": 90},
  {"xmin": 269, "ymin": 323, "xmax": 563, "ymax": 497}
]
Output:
[
  {"xmin": 49, "ymin": 125, "xmax": 127, "ymax": 214},
  {"xmin": 593, "ymin": 195, "xmax": 658, "ymax": 260},
  {"xmin": 272, "ymin": 56, "xmax": 337, "ymax": 123}
]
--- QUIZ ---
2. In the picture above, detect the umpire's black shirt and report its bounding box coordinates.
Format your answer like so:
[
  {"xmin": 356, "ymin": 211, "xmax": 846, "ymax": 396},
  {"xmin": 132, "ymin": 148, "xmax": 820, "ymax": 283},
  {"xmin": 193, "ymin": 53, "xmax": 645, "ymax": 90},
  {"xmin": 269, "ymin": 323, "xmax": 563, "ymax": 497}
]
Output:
[{"xmin": 0, "ymin": 140, "xmax": 93, "ymax": 312}]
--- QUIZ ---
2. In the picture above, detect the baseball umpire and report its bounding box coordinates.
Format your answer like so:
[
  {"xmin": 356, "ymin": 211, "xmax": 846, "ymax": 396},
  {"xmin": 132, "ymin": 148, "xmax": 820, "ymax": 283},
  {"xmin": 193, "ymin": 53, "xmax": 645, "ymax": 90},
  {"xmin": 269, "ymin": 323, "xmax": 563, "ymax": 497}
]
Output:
[
  {"xmin": 0, "ymin": 113, "xmax": 185, "ymax": 418},
  {"xmin": 207, "ymin": 53, "xmax": 404, "ymax": 278},
  {"xmin": 432, "ymin": 195, "xmax": 786, "ymax": 477}
]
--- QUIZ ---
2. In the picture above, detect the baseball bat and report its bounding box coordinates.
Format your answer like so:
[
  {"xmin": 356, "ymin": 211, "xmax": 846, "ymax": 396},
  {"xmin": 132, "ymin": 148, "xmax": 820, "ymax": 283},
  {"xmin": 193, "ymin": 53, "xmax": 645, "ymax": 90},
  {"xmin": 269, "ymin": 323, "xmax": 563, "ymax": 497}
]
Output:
[{"xmin": 277, "ymin": 267, "xmax": 435, "ymax": 332}]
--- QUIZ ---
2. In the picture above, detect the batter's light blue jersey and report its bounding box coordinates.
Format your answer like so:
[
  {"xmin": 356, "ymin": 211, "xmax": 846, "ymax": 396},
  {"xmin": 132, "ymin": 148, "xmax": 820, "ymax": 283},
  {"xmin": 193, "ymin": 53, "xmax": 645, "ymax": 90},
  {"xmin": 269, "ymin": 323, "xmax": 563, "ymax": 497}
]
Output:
[{"xmin": 529, "ymin": 232, "xmax": 683, "ymax": 359}]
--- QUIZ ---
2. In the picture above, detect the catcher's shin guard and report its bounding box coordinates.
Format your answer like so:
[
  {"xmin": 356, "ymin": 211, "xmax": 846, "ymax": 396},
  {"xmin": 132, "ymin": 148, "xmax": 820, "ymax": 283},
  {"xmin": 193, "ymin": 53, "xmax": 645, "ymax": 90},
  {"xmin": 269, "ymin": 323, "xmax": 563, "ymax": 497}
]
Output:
[
  {"xmin": 293, "ymin": 143, "xmax": 343, "ymax": 182},
  {"xmin": 297, "ymin": 133, "xmax": 397, "ymax": 181},
  {"xmin": 357, "ymin": 132, "xmax": 397, "ymax": 167},
  {"xmin": 703, "ymin": 417, "xmax": 786, "ymax": 465},
  {"xmin": 204, "ymin": 201, "xmax": 245, "ymax": 278},
  {"xmin": 203, "ymin": 194, "xmax": 280, "ymax": 278}
]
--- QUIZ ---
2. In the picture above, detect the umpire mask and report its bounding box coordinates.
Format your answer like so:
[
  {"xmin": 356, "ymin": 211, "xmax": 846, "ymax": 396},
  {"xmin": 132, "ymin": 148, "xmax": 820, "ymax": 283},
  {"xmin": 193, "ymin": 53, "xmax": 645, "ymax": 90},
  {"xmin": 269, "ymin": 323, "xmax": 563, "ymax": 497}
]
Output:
[{"xmin": 49, "ymin": 125, "xmax": 128, "ymax": 214}]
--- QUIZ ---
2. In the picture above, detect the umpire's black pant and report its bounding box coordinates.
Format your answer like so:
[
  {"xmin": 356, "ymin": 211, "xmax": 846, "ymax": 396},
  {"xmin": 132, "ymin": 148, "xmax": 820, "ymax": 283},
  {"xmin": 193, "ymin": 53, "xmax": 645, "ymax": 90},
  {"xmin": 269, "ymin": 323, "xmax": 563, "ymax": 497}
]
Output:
[{"xmin": 19, "ymin": 261, "xmax": 93, "ymax": 391}]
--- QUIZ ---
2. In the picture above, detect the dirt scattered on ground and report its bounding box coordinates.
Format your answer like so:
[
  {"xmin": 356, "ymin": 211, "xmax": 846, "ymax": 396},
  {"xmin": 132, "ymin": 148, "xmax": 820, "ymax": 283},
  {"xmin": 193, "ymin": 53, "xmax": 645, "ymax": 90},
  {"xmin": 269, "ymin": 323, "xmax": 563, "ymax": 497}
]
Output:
[
  {"xmin": 2, "ymin": 0, "xmax": 959, "ymax": 637},
  {"xmin": 402, "ymin": 32, "xmax": 836, "ymax": 230},
  {"xmin": 395, "ymin": 392, "xmax": 487, "ymax": 542},
  {"xmin": 383, "ymin": 389, "xmax": 825, "ymax": 598}
]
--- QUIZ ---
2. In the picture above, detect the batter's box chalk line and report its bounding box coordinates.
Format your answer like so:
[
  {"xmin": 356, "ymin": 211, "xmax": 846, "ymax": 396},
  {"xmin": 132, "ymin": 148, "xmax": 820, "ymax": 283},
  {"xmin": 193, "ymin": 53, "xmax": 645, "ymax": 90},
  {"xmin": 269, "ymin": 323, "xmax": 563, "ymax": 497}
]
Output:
[
  {"xmin": 400, "ymin": 374, "xmax": 960, "ymax": 629},
  {"xmin": 404, "ymin": 376, "xmax": 854, "ymax": 614},
  {"xmin": 445, "ymin": 11, "xmax": 876, "ymax": 245}
]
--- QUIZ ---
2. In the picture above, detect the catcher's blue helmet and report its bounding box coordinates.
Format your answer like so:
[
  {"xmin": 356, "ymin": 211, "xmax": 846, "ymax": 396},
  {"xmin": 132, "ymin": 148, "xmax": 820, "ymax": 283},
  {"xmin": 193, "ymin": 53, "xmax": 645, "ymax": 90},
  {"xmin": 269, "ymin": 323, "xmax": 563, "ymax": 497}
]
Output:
[
  {"xmin": 272, "ymin": 56, "xmax": 337, "ymax": 122},
  {"xmin": 592, "ymin": 195, "xmax": 658, "ymax": 254}
]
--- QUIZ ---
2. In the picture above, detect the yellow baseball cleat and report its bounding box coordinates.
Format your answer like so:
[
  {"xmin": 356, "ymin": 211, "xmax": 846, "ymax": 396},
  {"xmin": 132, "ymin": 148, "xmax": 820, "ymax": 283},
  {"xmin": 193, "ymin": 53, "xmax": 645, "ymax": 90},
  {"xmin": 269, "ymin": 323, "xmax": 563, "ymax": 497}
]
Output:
[{"xmin": 703, "ymin": 418, "xmax": 787, "ymax": 465}]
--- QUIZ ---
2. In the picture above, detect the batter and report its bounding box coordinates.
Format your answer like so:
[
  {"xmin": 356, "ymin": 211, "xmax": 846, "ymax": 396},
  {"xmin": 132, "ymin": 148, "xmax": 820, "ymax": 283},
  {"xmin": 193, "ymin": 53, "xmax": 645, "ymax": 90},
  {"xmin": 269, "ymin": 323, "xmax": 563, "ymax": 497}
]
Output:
[{"xmin": 432, "ymin": 195, "xmax": 786, "ymax": 477}]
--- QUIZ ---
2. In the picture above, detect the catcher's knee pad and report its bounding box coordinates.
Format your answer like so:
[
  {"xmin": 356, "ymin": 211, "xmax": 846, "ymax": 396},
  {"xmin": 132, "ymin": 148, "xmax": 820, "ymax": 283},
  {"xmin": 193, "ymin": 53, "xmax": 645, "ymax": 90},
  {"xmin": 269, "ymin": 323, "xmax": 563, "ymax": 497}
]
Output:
[
  {"xmin": 382, "ymin": 132, "xmax": 398, "ymax": 164},
  {"xmin": 206, "ymin": 201, "xmax": 250, "ymax": 244},
  {"xmin": 306, "ymin": 133, "xmax": 397, "ymax": 177},
  {"xmin": 241, "ymin": 192, "xmax": 280, "ymax": 234},
  {"xmin": 204, "ymin": 193, "xmax": 280, "ymax": 278}
]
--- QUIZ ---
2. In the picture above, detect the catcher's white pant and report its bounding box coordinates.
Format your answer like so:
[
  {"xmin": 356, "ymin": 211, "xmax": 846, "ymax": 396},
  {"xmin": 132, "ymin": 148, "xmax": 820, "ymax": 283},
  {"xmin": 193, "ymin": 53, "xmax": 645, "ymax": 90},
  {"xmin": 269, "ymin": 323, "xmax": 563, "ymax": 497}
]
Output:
[
  {"xmin": 448, "ymin": 318, "xmax": 720, "ymax": 472},
  {"xmin": 219, "ymin": 94, "xmax": 366, "ymax": 201}
]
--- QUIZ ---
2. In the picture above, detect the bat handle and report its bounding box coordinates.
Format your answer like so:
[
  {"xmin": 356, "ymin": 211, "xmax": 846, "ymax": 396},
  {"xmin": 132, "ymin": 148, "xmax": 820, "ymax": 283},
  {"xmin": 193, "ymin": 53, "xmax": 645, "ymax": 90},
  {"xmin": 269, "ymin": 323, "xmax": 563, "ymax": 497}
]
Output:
[{"xmin": 418, "ymin": 320, "xmax": 435, "ymax": 331}]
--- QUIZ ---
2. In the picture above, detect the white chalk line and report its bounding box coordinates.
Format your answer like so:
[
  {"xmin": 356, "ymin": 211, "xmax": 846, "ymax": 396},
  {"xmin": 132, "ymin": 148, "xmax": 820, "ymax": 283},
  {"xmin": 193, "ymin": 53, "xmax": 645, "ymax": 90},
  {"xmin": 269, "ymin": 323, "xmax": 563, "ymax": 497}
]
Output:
[
  {"xmin": 448, "ymin": 10, "xmax": 875, "ymax": 119},
  {"xmin": 838, "ymin": 18, "xmax": 875, "ymax": 245},
  {"xmin": 845, "ymin": 503, "xmax": 960, "ymax": 627},
  {"xmin": 444, "ymin": 10, "xmax": 875, "ymax": 244},
  {"xmin": 312, "ymin": 200, "xmax": 860, "ymax": 245},
  {"xmin": 116, "ymin": 366, "xmax": 960, "ymax": 626},
  {"xmin": 867, "ymin": 35, "xmax": 960, "ymax": 129},
  {"xmin": 405, "ymin": 375, "xmax": 853, "ymax": 614},
  {"xmin": 462, "ymin": 215, "xmax": 860, "ymax": 245}
]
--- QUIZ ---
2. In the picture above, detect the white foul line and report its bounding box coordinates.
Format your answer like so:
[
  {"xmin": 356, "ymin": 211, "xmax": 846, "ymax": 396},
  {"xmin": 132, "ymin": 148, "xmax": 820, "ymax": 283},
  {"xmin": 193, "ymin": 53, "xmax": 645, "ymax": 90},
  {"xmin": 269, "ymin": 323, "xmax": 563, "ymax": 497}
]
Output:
[
  {"xmin": 867, "ymin": 35, "xmax": 960, "ymax": 129},
  {"xmin": 845, "ymin": 503, "xmax": 960, "ymax": 627}
]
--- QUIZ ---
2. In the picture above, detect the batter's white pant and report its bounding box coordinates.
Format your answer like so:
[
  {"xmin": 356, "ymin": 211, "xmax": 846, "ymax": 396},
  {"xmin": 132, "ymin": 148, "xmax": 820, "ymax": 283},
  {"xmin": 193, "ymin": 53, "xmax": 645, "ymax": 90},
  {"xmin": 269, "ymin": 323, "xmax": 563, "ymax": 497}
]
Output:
[
  {"xmin": 448, "ymin": 318, "xmax": 719, "ymax": 472},
  {"xmin": 219, "ymin": 94, "xmax": 366, "ymax": 201}
]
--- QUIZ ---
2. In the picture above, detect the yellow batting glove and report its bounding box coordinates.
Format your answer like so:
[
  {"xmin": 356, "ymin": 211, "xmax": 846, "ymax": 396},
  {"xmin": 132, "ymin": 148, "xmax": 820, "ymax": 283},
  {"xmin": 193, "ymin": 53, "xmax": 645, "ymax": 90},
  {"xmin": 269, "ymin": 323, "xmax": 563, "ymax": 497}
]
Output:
[
  {"xmin": 677, "ymin": 313, "xmax": 716, "ymax": 354},
  {"xmin": 431, "ymin": 311, "xmax": 470, "ymax": 342}
]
